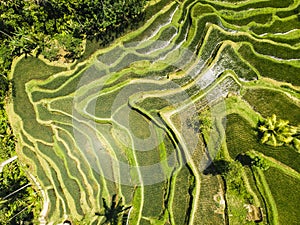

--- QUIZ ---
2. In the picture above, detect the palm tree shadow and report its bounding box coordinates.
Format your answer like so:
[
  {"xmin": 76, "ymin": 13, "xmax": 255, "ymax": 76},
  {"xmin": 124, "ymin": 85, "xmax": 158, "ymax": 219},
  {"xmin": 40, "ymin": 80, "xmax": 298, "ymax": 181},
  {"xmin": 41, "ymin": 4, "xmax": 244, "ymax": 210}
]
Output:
[{"xmin": 95, "ymin": 194, "xmax": 131, "ymax": 225}]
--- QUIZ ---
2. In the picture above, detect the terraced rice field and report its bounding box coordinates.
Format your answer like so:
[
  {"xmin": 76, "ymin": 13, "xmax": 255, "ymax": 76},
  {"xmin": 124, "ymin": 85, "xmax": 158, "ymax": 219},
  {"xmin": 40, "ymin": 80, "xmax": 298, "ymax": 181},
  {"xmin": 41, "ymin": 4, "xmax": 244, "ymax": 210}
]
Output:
[{"xmin": 8, "ymin": 0, "xmax": 300, "ymax": 224}]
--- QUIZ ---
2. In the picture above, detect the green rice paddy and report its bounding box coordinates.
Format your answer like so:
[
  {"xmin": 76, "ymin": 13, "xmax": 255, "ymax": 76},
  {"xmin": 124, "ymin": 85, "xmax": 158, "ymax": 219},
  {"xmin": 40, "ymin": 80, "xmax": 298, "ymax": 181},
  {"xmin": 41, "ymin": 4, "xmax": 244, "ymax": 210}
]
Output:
[{"xmin": 8, "ymin": 0, "xmax": 300, "ymax": 224}]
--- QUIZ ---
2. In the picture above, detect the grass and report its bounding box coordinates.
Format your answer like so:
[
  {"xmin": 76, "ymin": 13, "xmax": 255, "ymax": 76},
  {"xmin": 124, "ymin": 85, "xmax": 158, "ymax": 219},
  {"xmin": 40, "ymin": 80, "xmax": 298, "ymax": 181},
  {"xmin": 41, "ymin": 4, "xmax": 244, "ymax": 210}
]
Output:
[
  {"xmin": 243, "ymin": 88, "xmax": 300, "ymax": 125},
  {"xmin": 144, "ymin": 0, "xmax": 174, "ymax": 20},
  {"xmin": 188, "ymin": 14, "xmax": 222, "ymax": 52},
  {"xmin": 142, "ymin": 182, "xmax": 166, "ymax": 218},
  {"xmin": 100, "ymin": 71, "xmax": 144, "ymax": 89},
  {"xmin": 227, "ymin": 194, "xmax": 252, "ymax": 225},
  {"xmin": 243, "ymin": 167, "xmax": 266, "ymax": 208},
  {"xmin": 21, "ymin": 115, "xmax": 53, "ymax": 144},
  {"xmin": 19, "ymin": 130, "xmax": 34, "ymax": 147},
  {"xmin": 55, "ymin": 140, "xmax": 88, "ymax": 188},
  {"xmin": 136, "ymin": 40, "xmax": 170, "ymax": 55},
  {"xmin": 30, "ymin": 72, "xmax": 82, "ymax": 102},
  {"xmin": 251, "ymin": 39, "xmax": 300, "ymax": 60},
  {"xmin": 12, "ymin": 57, "xmax": 63, "ymax": 143},
  {"xmin": 208, "ymin": 0, "xmax": 294, "ymax": 11},
  {"xmin": 174, "ymin": 13, "xmax": 190, "ymax": 45},
  {"xmin": 276, "ymin": 4, "xmax": 300, "ymax": 18},
  {"xmin": 172, "ymin": 166, "xmax": 193, "ymax": 225},
  {"xmin": 12, "ymin": 56, "xmax": 65, "ymax": 82},
  {"xmin": 251, "ymin": 16, "xmax": 300, "ymax": 35},
  {"xmin": 120, "ymin": 184, "xmax": 135, "ymax": 205},
  {"xmin": 224, "ymin": 13, "xmax": 273, "ymax": 27},
  {"xmin": 109, "ymin": 53, "xmax": 146, "ymax": 73},
  {"xmin": 9, "ymin": 0, "xmax": 300, "ymax": 224},
  {"xmin": 36, "ymin": 103, "xmax": 56, "ymax": 123},
  {"xmin": 160, "ymin": 131, "xmax": 178, "ymax": 168},
  {"xmin": 85, "ymin": 90, "xmax": 121, "ymax": 119},
  {"xmin": 138, "ymin": 97, "xmax": 170, "ymax": 112},
  {"xmin": 225, "ymin": 113, "xmax": 300, "ymax": 172},
  {"xmin": 97, "ymin": 46, "xmax": 125, "ymax": 65},
  {"xmin": 81, "ymin": 64, "xmax": 108, "ymax": 82},
  {"xmin": 22, "ymin": 146, "xmax": 52, "ymax": 187},
  {"xmin": 124, "ymin": 3, "xmax": 178, "ymax": 45},
  {"xmin": 158, "ymin": 25, "xmax": 178, "ymax": 42},
  {"xmin": 176, "ymin": 0, "xmax": 197, "ymax": 23},
  {"xmin": 259, "ymin": 33, "xmax": 300, "ymax": 47},
  {"xmin": 264, "ymin": 167, "xmax": 300, "ymax": 225},
  {"xmin": 59, "ymin": 131, "xmax": 101, "ymax": 191},
  {"xmin": 56, "ymin": 128, "xmax": 101, "ymax": 193},
  {"xmin": 193, "ymin": 174, "xmax": 224, "ymax": 225},
  {"xmin": 46, "ymin": 189, "xmax": 62, "ymax": 222},
  {"xmin": 49, "ymin": 167, "xmax": 72, "ymax": 216},
  {"xmin": 139, "ymin": 218, "xmax": 151, "ymax": 225},
  {"xmin": 135, "ymin": 144, "xmax": 162, "ymax": 167},
  {"xmin": 39, "ymin": 145, "xmax": 86, "ymax": 214},
  {"xmin": 141, "ymin": 64, "xmax": 178, "ymax": 79},
  {"xmin": 37, "ymin": 75, "xmax": 73, "ymax": 91},
  {"xmin": 213, "ymin": 25, "xmax": 300, "ymax": 60},
  {"xmin": 213, "ymin": 44, "xmax": 258, "ymax": 81},
  {"xmin": 128, "ymin": 110, "xmax": 152, "ymax": 139},
  {"xmin": 78, "ymin": 39, "xmax": 103, "ymax": 64},
  {"xmin": 96, "ymin": 123, "xmax": 130, "ymax": 165},
  {"xmin": 238, "ymin": 44, "xmax": 300, "ymax": 86},
  {"xmin": 49, "ymin": 96, "xmax": 75, "ymax": 115},
  {"xmin": 251, "ymin": 168, "xmax": 279, "ymax": 225},
  {"xmin": 192, "ymin": 3, "xmax": 215, "ymax": 17}
]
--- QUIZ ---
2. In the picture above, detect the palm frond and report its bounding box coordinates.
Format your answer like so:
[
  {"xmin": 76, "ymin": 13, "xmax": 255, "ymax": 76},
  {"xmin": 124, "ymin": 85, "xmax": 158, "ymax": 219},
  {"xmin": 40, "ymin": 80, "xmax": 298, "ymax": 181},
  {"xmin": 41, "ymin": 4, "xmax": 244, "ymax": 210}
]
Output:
[
  {"xmin": 259, "ymin": 125, "xmax": 268, "ymax": 132},
  {"xmin": 270, "ymin": 133, "xmax": 278, "ymax": 146},
  {"xmin": 261, "ymin": 132, "xmax": 271, "ymax": 144}
]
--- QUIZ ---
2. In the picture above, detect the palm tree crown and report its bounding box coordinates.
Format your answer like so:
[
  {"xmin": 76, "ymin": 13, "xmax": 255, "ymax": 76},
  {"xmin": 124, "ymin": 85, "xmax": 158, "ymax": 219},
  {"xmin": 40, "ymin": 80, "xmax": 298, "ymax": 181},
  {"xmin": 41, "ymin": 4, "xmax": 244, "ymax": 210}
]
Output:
[{"xmin": 258, "ymin": 114, "xmax": 297, "ymax": 147}]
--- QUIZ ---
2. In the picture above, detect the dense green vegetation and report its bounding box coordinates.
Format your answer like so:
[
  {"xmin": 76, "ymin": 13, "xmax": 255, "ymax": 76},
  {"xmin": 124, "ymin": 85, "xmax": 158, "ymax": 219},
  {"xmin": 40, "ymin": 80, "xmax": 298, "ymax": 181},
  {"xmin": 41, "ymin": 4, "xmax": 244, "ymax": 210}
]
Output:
[
  {"xmin": 0, "ymin": 0, "xmax": 148, "ymax": 82},
  {"xmin": 0, "ymin": 161, "xmax": 41, "ymax": 225},
  {"xmin": 0, "ymin": 89, "xmax": 41, "ymax": 224},
  {"xmin": 0, "ymin": 91, "xmax": 13, "ymax": 161},
  {"xmin": 3, "ymin": 0, "xmax": 300, "ymax": 224},
  {"xmin": 225, "ymin": 111, "xmax": 300, "ymax": 224},
  {"xmin": 0, "ymin": 0, "xmax": 148, "ymax": 224}
]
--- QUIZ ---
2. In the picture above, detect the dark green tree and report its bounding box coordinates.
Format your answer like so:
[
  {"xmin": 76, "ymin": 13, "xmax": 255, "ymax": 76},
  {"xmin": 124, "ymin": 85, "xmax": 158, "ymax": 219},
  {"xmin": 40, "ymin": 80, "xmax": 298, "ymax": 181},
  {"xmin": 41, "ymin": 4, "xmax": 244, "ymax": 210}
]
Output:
[
  {"xmin": 251, "ymin": 155, "xmax": 269, "ymax": 170},
  {"xmin": 0, "ymin": 161, "xmax": 41, "ymax": 225}
]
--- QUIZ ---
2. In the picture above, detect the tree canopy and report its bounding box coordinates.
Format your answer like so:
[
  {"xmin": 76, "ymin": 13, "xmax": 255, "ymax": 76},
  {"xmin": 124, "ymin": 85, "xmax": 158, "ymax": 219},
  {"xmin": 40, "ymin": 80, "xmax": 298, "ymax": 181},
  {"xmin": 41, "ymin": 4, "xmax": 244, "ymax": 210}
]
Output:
[
  {"xmin": 0, "ymin": 0, "xmax": 148, "ymax": 80},
  {"xmin": 257, "ymin": 114, "xmax": 300, "ymax": 151}
]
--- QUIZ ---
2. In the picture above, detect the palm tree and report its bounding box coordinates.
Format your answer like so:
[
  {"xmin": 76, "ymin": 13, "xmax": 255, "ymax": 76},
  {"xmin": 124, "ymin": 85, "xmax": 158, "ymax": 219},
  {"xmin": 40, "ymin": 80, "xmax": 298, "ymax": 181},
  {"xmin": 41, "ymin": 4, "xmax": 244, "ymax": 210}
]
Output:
[
  {"xmin": 10, "ymin": 27, "xmax": 36, "ymax": 57},
  {"xmin": 258, "ymin": 114, "xmax": 296, "ymax": 147},
  {"xmin": 293, "ymin": 138, "xmax": 300, "ymax": 152},
  {"xmin": 95, "ymin": 194, "xmax": 131, "ymax": 225}
]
